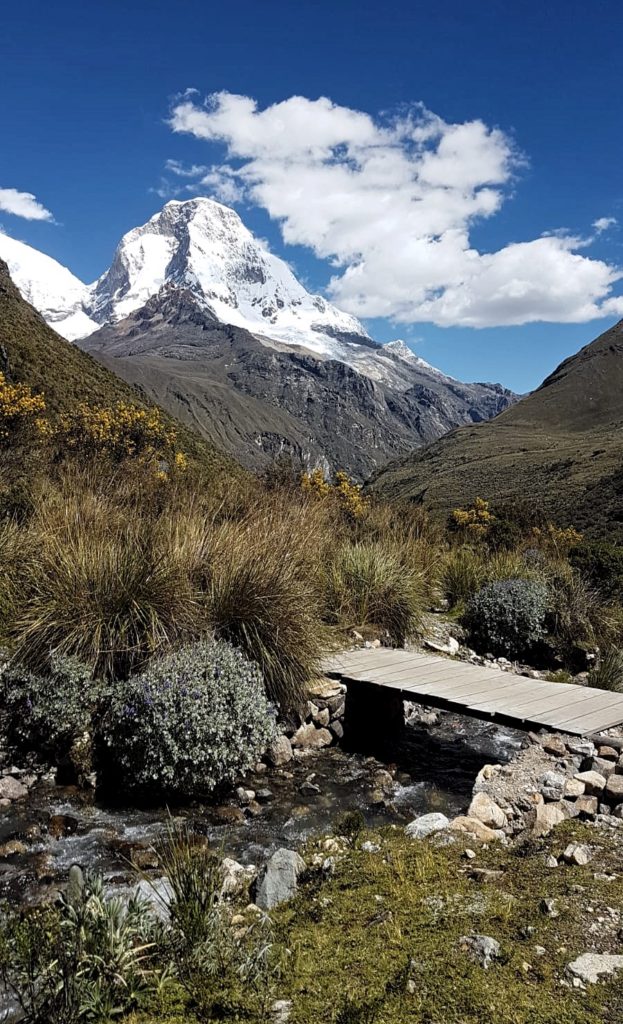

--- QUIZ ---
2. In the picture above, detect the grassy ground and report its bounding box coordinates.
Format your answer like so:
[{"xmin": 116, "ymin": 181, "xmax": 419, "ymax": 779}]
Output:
[{"xmin": 129, "ymin": 819, "xmax": 623, "ymax": 1024}]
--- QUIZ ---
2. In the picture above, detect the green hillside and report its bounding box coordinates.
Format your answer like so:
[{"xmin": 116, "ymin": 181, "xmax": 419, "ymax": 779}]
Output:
[{"xmin": 369, "ymin": 319, "xmax": 623, "ymax": 540}]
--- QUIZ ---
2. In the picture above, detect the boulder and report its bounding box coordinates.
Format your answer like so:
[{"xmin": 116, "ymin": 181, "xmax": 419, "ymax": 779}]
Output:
[
  {"xmin": 561, "ymin": 843, "xmax": 592, "ymax": 866},
  {"xmin": 563, "ymin": 778, "xmax": 585, "ymax": 799},
  {"xmin": 542, "ymin": 736, "xmax": 567, "ymax": 757},
  {"xmin": 291, "ymin": 723, "xmax": 333, "ymax": 749},
  {"xmin": 567, "ymin": 739, "xmax": 596, "ymax": 758},
  {"xmin": 266, "ymin": 735, "xmax": 293, "ymax": 767},
  {"xmin": 221, "ymin": 858, "xmax": 257, "ymax": 898},
  {"xmin": 605, "ymin": 774, "xmax": 623, "ymax": 803},
  {"xmin": 574, "ymin": 796, "xmax": 599, "ymax": 818},
  {"xmin": 467, "ymin": 792, "xmax": 507, "ymax": 829},
  {"xmin": 0, "ymin": 776, "xmax": 28, "ymax": 801},
  {"xmin": 255, "ymin": 849, "xmax": 306, "ymax": 910},
  {"xmin": 424, "ymin": 637, "xmax": 460, "ymax": 656},
  {"xmin": 539, "ymin": 770, "xmax": 566, "ymax": 802},
  {"xmin": 449, "ymin": 815, "xmax": 504, "ymax": 843},
  {"xmin": 573, "ymin": 770, "xmax": 606, "ymax": 795},
  {"xmin": 567, "ymin": 953, "xmax": 623, "ymax": 985},
  {"xmin": 597, "ymin": 746, "xmax": 619, "ymax": 761},
  {"xmin": 591, "ymin": 757, "xmax": 615, "ymax": 778},
  {"xmin": 405, "ymin": 812, "xmax": 450, "ymax": 840},
  {"xmin": 533, "ymin": 801, "xmax": 567, "ymax": 836}
]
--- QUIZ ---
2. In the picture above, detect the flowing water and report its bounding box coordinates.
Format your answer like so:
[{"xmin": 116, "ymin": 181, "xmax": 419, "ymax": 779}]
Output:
[{"xmin": 0, "ymin": 712, "xmax": 525, "ymax": 906}]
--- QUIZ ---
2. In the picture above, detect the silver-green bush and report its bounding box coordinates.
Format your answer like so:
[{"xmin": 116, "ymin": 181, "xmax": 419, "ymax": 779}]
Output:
[
  {"xmin": 99, "ymin": 638, "xmax": 276, "ymax": 797},
  {"xmin": 464, "ymin": 578, "xmax": 549, "ymax": 660}
]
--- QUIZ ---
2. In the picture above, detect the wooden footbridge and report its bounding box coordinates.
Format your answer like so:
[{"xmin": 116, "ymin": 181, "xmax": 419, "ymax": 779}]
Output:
[{"xmin": 324, "ymin": 648, "xmax": 623, "ymax": 739}]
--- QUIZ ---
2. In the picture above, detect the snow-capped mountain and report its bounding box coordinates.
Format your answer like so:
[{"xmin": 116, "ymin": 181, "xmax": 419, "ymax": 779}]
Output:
[
  {"xmin": 0, "ymin": 231, "xmax": 97, "ymax": 340},
  {"xmin": 88, "ymin": 198, "xmax": 374, "ymax": 360}
]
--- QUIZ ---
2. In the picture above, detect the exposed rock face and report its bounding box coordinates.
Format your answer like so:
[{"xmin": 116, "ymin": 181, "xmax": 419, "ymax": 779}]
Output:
[
  {"xmin": 405, "ymin": 813, "xmax": 450, "ymax": 839},
  {"xmin": 567, "ymin": 953, "xmax": 623, "ymax": 985}
]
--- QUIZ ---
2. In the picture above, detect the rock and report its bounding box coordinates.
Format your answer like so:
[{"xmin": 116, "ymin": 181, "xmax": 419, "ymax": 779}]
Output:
[
  {"xmin": 540, "ymin": 898, "xmax": 560, "ymax": 918},
  {"xmin": 291, "ymin": 723, "xmax": 333, "ymax": 749},
  {"xmin": 546, "ymin": 855, "xmax": 559, "ymax": 868},
  {"xmin": 270, "ymin": 999, "xmax": 293, "ymax": 1024},
  {"xmin": 235, "ymin": 787, "xmax": 256, "ymax": 806},
  {"xmin": 591, "ymin": 757, "xmax": 615, "ymax": 778},
  {"xmin": 0, "ymin": 777, "xmax": 28, "ymax": 801},
  {"xmin": 562, "ymin": 843, "xmax": 592, "ymax": 866},
  {"xmin": 255, "ymin": 849, "xmax": 305, "ymax": 910},
  {"xmin": 266, "ymin": 735, "xmax": 293, "ymax": 767},
  {"xmin": 539, "ymin": 770, "xmax": 566, "ymax": 802},
  {"xmin": 542, "ymin": 736, "xmax": 567, "ymax": 757},
  {"xmin": 255, "ymin": 788, "xmax": 275, "ymax": 804},
  {"xmin": 567, "ymin": 739, "xmax": 596, "ymax": 758},
  {"xmin": 605, "ymin": 774, "xmax": 623, "ymax": 803},
  {"xmin": 405, "ymin": 812, "xmax": 450, "ymax": 840},
  {"xmin": 472, "ymin": 764, "xmax": 501, "ymax": 792},
  {"xmin": 467, "ymin": 792, "xmax": 507, "ymax": 829},
  {"xmin": 567, "ymin": 953, "xmax": 623, "ymax": 985},
  {"xmin": 372, "ymin": 769, "xmax": 394, "ymax": 795},
  {"xmin": 0, "ymin": 839, "xmax": 27, "ymax": 858},
  {"xmin": 613, "ymin": 803, "xmax": 623, "ymax": 819},
  {"xmin": 564, "ymin": 778, "xmax": 586, "ymax": 799},
  {"xmin": 469, "ymin": 868, "xmax": 504, "ymax": 882},
  {"xmin": 574, "ymin": 770, "xmax": 607, "ymax": 795},
  {"xmin": 213, "ymin": 806, "xmax": 246, "ymax": 825},
  {"xmin": 307, "ymin": 678, "xmax": 345, "ymax": 701},
  {"xmin": 221, "ymin": 858, "xmax": 257, "ymax": 898},
  {"xmin": 424, "ymin": 637, "xmax": 459, "ymax": 656},
  {"xmin": 48, "ymin": 814, "xmax": 80, "ymax": 839},
  {"xmin": 598, "ymin": 746, "xmax": 619, "ymax": 761},
  {"xmin": 0, "ymin": 798, "xmax": 10, "ymax": 810},
  {"xmin": 458, "ymin": 934, "xmax": 501, "ymax": 969},
  {"xmin": 330, "ymin": 720, "xmax": 344, "ymax": 741},
  {"xmin": 533, "ymin": 801, "xmax": 567, "ymax": 836},
  {"xmin": 299, "ymin": 778, "xmax": 321, "ymax": 795},
  {"xmin": 313, "ymin": 707, "xmax": 330, "ymax": 727},
  {"xmin": 449, "ymin": 815, "xmax": 504, "ymax": 843},
  {"xmin": 574, "ymin": 796, "xmax": 599, "ymax": 818},
  {"xmin": 361, "ymin": 841, "xmax": 380, "ymax": 853}
]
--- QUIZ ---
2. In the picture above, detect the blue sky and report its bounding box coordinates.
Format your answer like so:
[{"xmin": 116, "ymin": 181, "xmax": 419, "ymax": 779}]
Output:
[{"xmin": 1, "ymin": 0, "xmax": 622, "ymax": 392}]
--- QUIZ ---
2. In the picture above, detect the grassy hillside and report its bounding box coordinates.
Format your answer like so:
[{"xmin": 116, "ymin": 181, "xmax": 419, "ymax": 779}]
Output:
[
  {"xmin": 369, "ymin": 319, "xmax": 623, "ymax": 540},
  {"xmin": 0, "ymin": 260, "xmax": 244, "ymax": 481}
]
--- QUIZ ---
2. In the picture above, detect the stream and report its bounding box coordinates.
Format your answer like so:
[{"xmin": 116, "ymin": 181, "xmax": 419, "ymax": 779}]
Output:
[{"xmin": 0, "ymin": 711, "xmax": 525, "ymax": 907}]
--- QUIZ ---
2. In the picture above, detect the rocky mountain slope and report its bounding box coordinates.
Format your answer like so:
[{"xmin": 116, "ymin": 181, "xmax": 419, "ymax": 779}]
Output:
[
  {"xmin": 0, "ymin": 259, "xmax": 242, "ymax": 480},
  {"xmin": 0, "ymin": 198, "xmax": 516, "ymax": 476},
  {"xmin": 369, "ymin": 319, "xmax": 623, "ymax": 538}
]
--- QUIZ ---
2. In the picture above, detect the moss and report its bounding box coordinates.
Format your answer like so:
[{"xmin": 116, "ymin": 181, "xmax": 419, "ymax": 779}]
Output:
[{"xmin": 128, "ymin": 820, "xmax": 623, "ymax": 1023}]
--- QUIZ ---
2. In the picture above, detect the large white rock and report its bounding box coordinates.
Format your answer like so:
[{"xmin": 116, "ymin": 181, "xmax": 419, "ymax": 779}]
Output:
[
  {"xmin": 405, "ymin": 813, "xmax": 450, "ymax": 840},
  {"xmin": 255, "ymin": 849, "xmax": 306, "ymax": 910},
  {"xmin": 567, "ymin": 953, "xmax": 623, "ymax": 985},
  {"xmin": 468, "ymin": 792, "xmax": 507, "ymax": 829}
]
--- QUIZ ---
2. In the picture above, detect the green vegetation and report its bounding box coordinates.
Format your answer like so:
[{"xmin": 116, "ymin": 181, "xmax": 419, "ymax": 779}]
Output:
[
  {"xmin": 464, "ymin": 578, "xmax": 549, "ymax": 660},
  {"xmin": 588, "ymin": 646, "xmax": 623, "ymax": 692}
]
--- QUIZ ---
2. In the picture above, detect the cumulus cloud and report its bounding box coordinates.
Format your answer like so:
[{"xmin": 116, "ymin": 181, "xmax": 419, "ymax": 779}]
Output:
[
  {"xmin": 168, "ymin": 92, "xmax": 623, "ymax": 327},
  {"xmin": 0, "ymin": 187, "xmax": 54, "ymax": 221}
]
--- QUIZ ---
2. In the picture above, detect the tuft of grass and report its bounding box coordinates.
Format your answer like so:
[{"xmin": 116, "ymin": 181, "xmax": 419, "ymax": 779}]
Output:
[
  {"xmin": 588, "ymin": 646, "xmax": 623, "ymax": 692},
  {"xmin": 443, "ymin": 546, "xmax": 486, "ymax": 609},
  {"xmin": 327, "ymin": 541, "xmax": 425, "ymax": 644}
]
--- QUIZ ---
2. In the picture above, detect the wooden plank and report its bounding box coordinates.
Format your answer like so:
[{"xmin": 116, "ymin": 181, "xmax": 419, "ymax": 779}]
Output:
[
  {"xmin": 539, "ymin": 693, "xmax": 623, "ymax": 729},
  {"xmin": 358, "ymin": 660, "xmax": 482, "ymax": 686},
  {"xmin": 496, "ymin": 686, "xmax": 601, "ymax": 718},
  {"xmin": 547, "ymin": 704, "xmax": 623, "ymax": 735},
  {"xmin": 326, "ymin": 650, "xmax": 437, "ymax": 674},
  {"xmin": 411, "ymin": 675, "xmax": 534, "ymax": 704},
  {"xmin": 464, "ymin": 679, "xmax": 550, "ymax": 711}
]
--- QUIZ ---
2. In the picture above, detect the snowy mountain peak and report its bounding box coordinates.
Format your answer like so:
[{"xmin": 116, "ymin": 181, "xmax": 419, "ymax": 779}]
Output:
[
  {"xmin": 88, "ymin": 197, "xmax": 373, "ymax": 357},
  {"xmin": 0, "ymin": 232, "xmax": 97, "ymax": 340},
  {"xmin": 383, "ymin": 339, "xmax": 439, "ymax": 373}
]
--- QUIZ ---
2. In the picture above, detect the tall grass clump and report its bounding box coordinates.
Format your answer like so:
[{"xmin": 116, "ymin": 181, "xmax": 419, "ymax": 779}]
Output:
[
  {"xmin": 200, "ymin": 501, "xmax": 332, "ymax": 709},
  {"xmin": 588, "ymin": 647, "xmax": 623, "ymax": 692},
  {"xmin": 327, "ymin": 541, "xmax": 425, "ymax": 644},
  {"xmin": 10, "ymin": 497, "xmax": 204, "ymax": 680},
  {"xmin": 443, "ymin": 546, "xmax": 486, "ymax": 609}
]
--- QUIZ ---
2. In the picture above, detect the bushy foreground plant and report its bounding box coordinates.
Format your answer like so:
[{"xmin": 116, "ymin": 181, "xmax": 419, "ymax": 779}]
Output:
[
  {"xmin": 327, "ymin": 541, "xmax": 424, "ymax": 644},
  {"xmin": 464, "ymin": 578, "xmax": 550, "ymax": 659},
  {"xmin": 155, "ymin": 824, "xmax": 283, "ymax": 1021},
  {"xmin": 2, "ymin": 654, "xmax": 95, "ymax": 762},
  {"xmin": 588, "ymin": 647, "xmax": 623, "ymax": 692},
  {"xmin": 0, "ymin": 872, "xmax": 161, "ymax": 1023},
  {"xmin": 99, "ymin": 639, "xmax": 276, "ymax": 797}
]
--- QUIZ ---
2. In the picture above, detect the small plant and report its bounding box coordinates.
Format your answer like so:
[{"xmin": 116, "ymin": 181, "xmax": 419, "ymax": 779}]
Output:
[
  {"xmin": 157, "ymin": 824, "xmax": 283, "ymax": 1020},
  {"xmin": 333, "ymin": 809, "xmax": 366, "ymax": 847},
  {"xmin": 0, "ymin": 872, "xmax": 161, "ymax": 1023},
  {"xmin": 99, "ymin": 638, "xmax": 276, "ymax": 797},
  {"xmin": 327, "ymin": 541, "xmax": 424, "ymax": 644},
  {"xmin": 2, "ymin": 654, "xmax": 95, "ymax": 763},
  {"xmin": 464, "ymin": 578, "xmax": 550, "ymax": 659},
  {"xmin": 588, "ymin": 647, "xmax": 623, "ymax": 692}
]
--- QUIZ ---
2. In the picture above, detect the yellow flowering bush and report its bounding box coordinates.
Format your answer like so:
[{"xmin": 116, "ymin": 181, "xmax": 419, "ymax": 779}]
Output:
[
  {"xmin": 301, "ymin": 468, "xmax": 369, "ymax": 520},
  {"xmin": 531, "ymin": 522, "xmax": 583, "ymax": 557},
  {"xmin": 0, "ymin": 372, "xmax": 47, "ymax": 446},
  {"xmin": 54, "ymin": 401, "xmax": 186, "ymax": 474},
  {"xmin": 450, "ymin": 497, "xmax": 495, "ymax": 539}
]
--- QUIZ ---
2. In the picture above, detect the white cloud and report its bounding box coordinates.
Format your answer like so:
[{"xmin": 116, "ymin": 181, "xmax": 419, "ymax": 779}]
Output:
[
  {"xmin": 593, "ymin": 216, "xmax": 617, "ymax": 234},
  {"xmin": 168, "ymin": 92, "xmax": 623, "ymax": 327},
  {"xmin": 0, "ymin": 187, "xmax": 54, "ymax": 221}
]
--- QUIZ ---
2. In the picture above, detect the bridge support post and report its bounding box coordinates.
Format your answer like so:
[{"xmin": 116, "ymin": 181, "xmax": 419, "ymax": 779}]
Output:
[{"xmin": 342, "ymin": 681, "xmax": 406, "ymax": 757}]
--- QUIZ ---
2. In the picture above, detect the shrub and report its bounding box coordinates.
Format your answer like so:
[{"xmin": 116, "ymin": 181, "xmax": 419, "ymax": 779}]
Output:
[
  {"xmin": 449, "ymin": 497, "xmax": 495, "ymax": 540},
  {"xmin": 0, "ymin": 872, "xmax": 160, "ymax": 1024},
  {"xmin": 327, "ymin": 542, "xmax": 424, "ymax": 644},
  {"xmin": 544, "ymin": 562, "xmax": 617, "ymax": 650},
  {"xmin": 464, "ymin": 578, "xmax": 550, "ymax": 659},
  {"xmin": 588, "ymin": 647, "xmax": 623, "ymax": 692},
  {"xmin": 570, "ymin": 540, "xmax": 623, "ymax": 599},
  {"xmin": 99, "ymin": 638, "xmax": 276, "ymax": 797},
  {"xmin": 2, "ymin": 654, "xmax": 94, "ymax": 761},
  {"xmin": 202, "ymin": 510, "xmax": 330, "ymax": 709}
]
